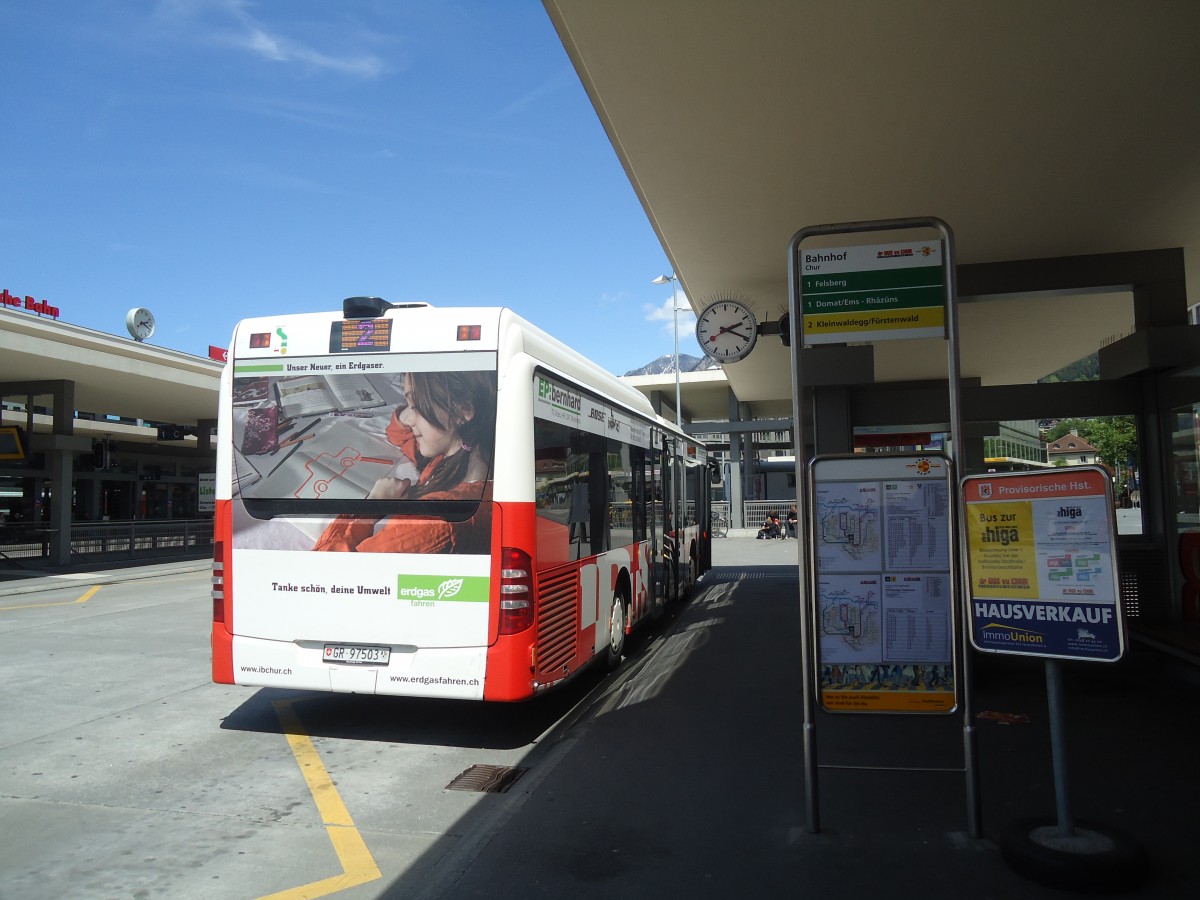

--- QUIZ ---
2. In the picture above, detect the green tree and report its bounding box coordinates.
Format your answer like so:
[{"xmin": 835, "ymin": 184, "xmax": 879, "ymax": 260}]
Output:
[
  {"xmin": 1086, "ymin": 416, "xmax": 1138, "ymax": 476},
  {"xmin": 1047, "ymin": 418, "xmax": 1089, "ymax": 442}
]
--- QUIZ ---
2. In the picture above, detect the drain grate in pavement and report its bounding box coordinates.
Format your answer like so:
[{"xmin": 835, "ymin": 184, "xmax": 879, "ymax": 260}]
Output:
[{"xmin": 445, "ymin": 764, "xmax": 528, "ymax": 793}]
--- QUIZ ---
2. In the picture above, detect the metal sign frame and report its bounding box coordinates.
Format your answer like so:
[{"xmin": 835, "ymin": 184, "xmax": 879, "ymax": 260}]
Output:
[{"xmin": 788, "ymin": 216, "xmax": 980, "ymax": 838}]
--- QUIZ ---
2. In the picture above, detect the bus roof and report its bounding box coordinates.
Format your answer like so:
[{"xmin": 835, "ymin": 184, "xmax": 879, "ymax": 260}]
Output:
[{"xmin": 230, "ymin": 303, "xmax": 689, "ymax": 441}]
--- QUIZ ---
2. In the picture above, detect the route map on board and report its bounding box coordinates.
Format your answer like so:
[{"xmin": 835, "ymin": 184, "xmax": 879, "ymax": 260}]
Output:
[
  {"xmin": 815, "ymin": 481, "xmax": 881, "ymax": 572},
  {"xmin": 810, "ymin": 455, "xmax": 956, "ymax": 713}
]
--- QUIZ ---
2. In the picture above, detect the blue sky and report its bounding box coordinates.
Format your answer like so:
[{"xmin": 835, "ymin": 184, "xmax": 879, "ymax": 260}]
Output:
[{"xmin": 1, "ymin": 0, "xmax": 698, "ymax": 375}]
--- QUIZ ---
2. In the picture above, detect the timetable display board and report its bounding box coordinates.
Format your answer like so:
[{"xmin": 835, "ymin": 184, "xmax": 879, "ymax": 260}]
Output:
[
  {"xmin": 963, "ymin": 467, "xmax": 1124, "ymax": 662},
  {"xmin": 810, "ymin": 454, "xmax": 957, "ymax": 714}
]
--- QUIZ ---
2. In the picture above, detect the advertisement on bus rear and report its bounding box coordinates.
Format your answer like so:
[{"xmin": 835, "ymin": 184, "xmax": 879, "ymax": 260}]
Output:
[
  {"xmin": 224, "ymin": 337, "xmax": 500, "ymax": 700},
  {"xmin": 230, "ymin": 349, "xmax": 496, "ymax": 510}
]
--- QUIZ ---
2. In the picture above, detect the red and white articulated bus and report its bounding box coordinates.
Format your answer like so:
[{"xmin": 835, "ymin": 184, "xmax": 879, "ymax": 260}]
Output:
[{"xmin": 211, "ymin": 297, "xmax": 713, "ymax": 701}]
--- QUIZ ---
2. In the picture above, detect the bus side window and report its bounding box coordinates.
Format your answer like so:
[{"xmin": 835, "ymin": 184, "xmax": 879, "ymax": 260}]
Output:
[
  {"xmin": 586, "ymin": 448, "xmax": 610, "ymax": 555},
  {"xmin": 630, "ymin": 447, "xmax": 646, "ymax": 542},
  {"xmin": 672, "ymin": 452, "xmax": 686, "ymax": 532},
  {"xmin": 686, "ymin": 459, "xmax": 705, "ymax": 527},
  {"xmin": 608, "ymin": 442, "xmax": 636, "ymax": 547}
]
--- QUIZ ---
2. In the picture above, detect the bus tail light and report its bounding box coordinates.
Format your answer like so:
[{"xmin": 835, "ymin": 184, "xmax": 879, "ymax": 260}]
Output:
[
  {"xmin": 498, "ymin": 547, "xmax": 534, "ymax": 634},
  {"xmin": 212, "ymin": 540, "xmax": 226, "ymax": 624}
]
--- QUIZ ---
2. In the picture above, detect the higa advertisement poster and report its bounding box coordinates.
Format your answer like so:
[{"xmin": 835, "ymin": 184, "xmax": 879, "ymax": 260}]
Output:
[{"xmin": 963, "ymin": 468, "xmax": 1124, "ymax": 662}]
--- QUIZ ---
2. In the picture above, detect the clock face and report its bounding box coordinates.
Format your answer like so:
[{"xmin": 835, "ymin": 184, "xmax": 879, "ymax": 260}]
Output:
[
  {"xmin": 695, "ymin": 300, "xmax": 758, "ymax": 362},
  {"xmin": 126, "ymin": 308, "xmax": 156, "ymax": 341}
]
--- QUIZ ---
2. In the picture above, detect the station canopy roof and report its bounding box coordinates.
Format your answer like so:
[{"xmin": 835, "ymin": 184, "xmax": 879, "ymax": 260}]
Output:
[
  {"xmin": 0, "ymin": 312, "xmax": 222, "ymax": 426},
  {"xmin": 544, "ymin": 0, "xmax": 1200, "ymax": 422}
]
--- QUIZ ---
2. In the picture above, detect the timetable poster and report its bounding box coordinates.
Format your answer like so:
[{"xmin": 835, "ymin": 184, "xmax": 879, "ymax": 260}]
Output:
[
  {"xmin": 811, "ymin": 455, "xmax": 957, "ymax": 714},
  {"xmin": 963, "ymin": 467, "xmax": 1125, "ymax": 662}
]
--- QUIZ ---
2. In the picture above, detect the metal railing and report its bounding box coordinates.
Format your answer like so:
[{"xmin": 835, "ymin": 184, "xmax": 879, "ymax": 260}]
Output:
[
  {"xmin": 745, "ymin": 500, "xmax": 795, "ymax": 522},
  {"xmin": 0, "ymin": 526, "xmax": 54, "ymax": 563},
  {"xmin": 70, "ymin": 519, "xmax": 214, "ymax": 559},
  {"xmin": 1, "ymin": 519, "xmax": 214, "ymax": 566},
  {"xmin": 710, "ymin": 499, "xmax": 797, "ymax": 531}
]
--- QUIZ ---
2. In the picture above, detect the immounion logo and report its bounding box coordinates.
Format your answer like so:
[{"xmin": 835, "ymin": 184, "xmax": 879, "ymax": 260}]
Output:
[{"xmin": 981, "ymin": 623, "xmax": 1046, "ymax": 645}]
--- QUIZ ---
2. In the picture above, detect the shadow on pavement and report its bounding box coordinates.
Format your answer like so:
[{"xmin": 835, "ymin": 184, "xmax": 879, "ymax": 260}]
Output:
[{"xmin": 374, "ymin": 549, "xmax": 1197, "ymax": 899}]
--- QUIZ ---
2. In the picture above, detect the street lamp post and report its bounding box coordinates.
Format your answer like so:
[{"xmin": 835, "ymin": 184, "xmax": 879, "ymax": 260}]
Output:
[{"xmin": 652, "ymin": 273, "xmax": 683, "ymax": 428}]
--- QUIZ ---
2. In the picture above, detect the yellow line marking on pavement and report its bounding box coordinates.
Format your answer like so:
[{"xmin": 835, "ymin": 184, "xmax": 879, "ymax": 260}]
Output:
[
  {"xmin": 260, "ymin": 699, "xmax": 382, "ymax": 899},
  {"xmin": 1, "ymin": 584, "xmax": 101, "ymax": 611}
]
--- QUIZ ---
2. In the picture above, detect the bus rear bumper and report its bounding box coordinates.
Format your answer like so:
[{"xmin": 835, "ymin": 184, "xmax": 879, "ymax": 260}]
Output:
[{"xmin": 229, "ymin": 636, "xmax": 486, "ymax": 700}]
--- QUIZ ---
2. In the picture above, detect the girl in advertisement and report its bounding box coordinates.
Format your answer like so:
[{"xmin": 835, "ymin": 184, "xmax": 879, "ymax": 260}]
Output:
[{"xmin": 314, "ymin": 370, "xmax": 496, "ymax": 554}]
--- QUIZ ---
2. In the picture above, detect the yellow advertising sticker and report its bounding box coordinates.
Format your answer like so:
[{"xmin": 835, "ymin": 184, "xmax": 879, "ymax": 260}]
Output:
[
  {"xmin": 821, "ymin": 690, "xmax": 956, "ymax": 713},
  {"xmin": 965, "ymin": 500, "xmax": 1039, "ymax": 599}
]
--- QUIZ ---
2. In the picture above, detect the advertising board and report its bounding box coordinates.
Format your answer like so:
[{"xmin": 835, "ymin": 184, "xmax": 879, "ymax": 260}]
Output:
[{"xmin": 962, "ymin": 467, "xmax": 1124, "ymax": 662}]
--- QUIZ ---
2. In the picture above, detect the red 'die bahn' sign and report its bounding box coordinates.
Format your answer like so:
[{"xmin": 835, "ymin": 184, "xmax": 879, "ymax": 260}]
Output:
[{"xmin": 1, "ymin": 288, "xmax": 60, "ymax": 319}]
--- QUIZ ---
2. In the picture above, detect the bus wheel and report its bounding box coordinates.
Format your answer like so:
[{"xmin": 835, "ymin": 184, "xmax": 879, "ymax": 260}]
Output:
[{"xmin": 605, "ymin": 591, "xmax": 628, "ymax": 670}]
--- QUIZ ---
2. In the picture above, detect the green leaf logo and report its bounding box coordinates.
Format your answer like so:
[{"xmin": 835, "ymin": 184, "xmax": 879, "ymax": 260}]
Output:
[{"xmin": 437, "ymin": 578, "xmax": 464, "ymax": 600}]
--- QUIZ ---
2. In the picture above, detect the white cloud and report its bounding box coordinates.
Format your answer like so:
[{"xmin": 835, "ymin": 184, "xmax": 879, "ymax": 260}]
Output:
[
  {"xmin": 226, "ymin": 26, "xmax": 385, "ymax": 78},
  {"xmin": 645, "ymin": 295, "xmax": 696, "ymax": 336},
  {"xmin": 152, "ymin": 0, "xmax": 387, "ymax": 78}
]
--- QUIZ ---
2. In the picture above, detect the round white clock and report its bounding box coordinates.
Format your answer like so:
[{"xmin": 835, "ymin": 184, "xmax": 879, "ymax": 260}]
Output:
[
  {"xmin": 126, "ymin": 307, "xmax": 156, "ymax": 342},
  {"xmin": 695, "ymin": 299, "xmax": 758, "ymax": 362}
]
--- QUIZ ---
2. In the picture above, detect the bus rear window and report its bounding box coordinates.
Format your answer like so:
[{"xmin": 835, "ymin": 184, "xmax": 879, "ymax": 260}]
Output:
[{"xmin": 231, "ymin": 368, "xmax": 497, "ymax": 505}]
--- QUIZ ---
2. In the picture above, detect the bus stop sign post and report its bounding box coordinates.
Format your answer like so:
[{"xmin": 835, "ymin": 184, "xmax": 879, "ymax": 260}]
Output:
[
  {"xmin": 787, "ymin": 217, "xmax": 980, "ymax": 838},
  {"xmin": 962, "ymin": 467, "xmax": 1147, "ymax": 889}
]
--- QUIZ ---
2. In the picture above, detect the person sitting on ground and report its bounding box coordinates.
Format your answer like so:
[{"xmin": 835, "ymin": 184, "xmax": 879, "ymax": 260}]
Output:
[
  {"xmin": 757, "ymin": 513, "xmax": 780, "ymax": 539},
  {"xmin": 786, "ymin": 504, "xmax": 798, "ymax": 538},
  {"xmin": 771, "ymin": 511, "xmax": 783, "ymax": 539}
]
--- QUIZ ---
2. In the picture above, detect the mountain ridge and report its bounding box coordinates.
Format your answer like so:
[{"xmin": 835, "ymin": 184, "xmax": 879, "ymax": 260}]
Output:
[{"xmin": 623, "ymin": 353, "xmax": 719, "ymax": 377}]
